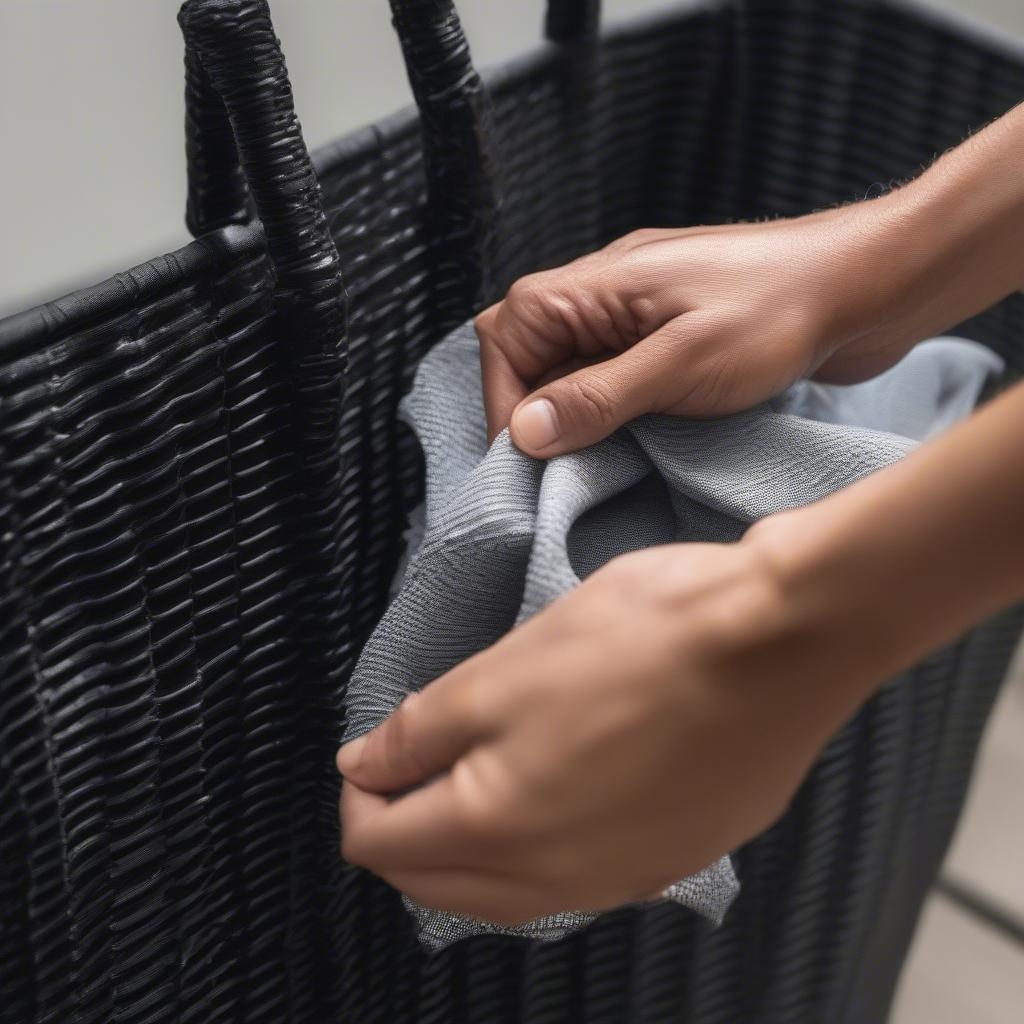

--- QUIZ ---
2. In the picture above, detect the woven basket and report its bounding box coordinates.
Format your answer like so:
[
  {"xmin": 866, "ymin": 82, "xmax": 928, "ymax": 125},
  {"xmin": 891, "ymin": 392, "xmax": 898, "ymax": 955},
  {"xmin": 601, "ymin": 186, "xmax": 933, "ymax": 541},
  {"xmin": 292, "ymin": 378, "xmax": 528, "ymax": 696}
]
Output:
[{"xmin": 1, "ymin": 1, "xmax": 1022, "ymax": 1021}]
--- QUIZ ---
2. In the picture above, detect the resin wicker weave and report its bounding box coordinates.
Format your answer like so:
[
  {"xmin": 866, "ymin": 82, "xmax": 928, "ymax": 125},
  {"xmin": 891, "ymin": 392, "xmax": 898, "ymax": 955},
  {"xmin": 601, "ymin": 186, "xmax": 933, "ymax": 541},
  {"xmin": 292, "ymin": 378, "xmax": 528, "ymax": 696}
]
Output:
[{"xmin": 1, "ymin": 1, "xmax": 1022, "ymax": 1022}]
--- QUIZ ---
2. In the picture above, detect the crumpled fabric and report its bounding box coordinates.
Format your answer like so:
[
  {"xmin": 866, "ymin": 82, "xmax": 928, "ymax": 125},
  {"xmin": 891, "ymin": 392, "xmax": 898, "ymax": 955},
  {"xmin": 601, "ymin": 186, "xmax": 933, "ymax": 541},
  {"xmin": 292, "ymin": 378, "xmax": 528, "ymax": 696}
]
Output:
[{"xmin": 343, "ymin": 322, "xmax": 1004, "ymax": 951}]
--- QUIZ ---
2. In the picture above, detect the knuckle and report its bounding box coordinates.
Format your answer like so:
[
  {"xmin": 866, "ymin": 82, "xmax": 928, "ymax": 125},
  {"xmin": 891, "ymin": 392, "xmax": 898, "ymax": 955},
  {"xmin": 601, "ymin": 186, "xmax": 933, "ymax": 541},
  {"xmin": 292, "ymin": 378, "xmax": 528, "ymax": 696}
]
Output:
[
  {"xmin": 448, "ymin": 758, "xmax": 512, "ymax": 845},
  {"xmin": 473, "ymin": 309, "xmax": 497, "ymax": 345},
  {"xmin": 588, "ymin": 552, "xmax": 654, "ymax": 612},
  {"xmin": 625, "ymin": 295, "xmax": 661, "ymax": 340},
  {"xmin": 503, "ymin": 273, "xmax": 574, "ymax": 350},
  {"xmin": 506, "ymin": 274, "xmax": 550, "ymax": 319},
  {"xmin": 474, "ymin": 300, "xmax": 499, "ymax": 331},
  {"xmin": 450, "ymin": 771, "xmax": 497, "ymax": 836},
  {"xmin": 619, "ymin": 227, "xmax": 659, "ymax": 248}
]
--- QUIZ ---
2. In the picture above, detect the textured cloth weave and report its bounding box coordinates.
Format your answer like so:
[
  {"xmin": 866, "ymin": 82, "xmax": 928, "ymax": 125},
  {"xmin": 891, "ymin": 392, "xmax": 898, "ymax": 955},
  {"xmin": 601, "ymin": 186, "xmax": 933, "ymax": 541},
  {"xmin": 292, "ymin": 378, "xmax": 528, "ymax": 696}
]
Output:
[{"xmin": 343, "ymin": 323, "xmax": 1003, "ymax": 950}]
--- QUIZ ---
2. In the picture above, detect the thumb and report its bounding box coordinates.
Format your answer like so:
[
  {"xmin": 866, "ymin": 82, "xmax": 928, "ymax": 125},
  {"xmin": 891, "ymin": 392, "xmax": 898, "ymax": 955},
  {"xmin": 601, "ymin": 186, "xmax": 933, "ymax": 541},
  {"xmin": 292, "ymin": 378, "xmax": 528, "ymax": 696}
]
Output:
[
  {"xmin": 509, "ymin": 340, "xmax": 669, "ymax": 457},
  {"xmin": 337, "ymin": 678, "xmax": 481, "ymax": 794}
]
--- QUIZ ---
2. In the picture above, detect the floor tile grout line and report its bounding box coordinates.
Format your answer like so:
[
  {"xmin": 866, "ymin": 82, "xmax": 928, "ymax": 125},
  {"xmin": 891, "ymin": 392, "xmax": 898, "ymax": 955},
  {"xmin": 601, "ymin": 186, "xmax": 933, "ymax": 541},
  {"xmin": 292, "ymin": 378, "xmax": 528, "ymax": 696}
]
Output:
[{"xmin": 936, "ymin": 874, "xmax": 1024, "ymax": 948}]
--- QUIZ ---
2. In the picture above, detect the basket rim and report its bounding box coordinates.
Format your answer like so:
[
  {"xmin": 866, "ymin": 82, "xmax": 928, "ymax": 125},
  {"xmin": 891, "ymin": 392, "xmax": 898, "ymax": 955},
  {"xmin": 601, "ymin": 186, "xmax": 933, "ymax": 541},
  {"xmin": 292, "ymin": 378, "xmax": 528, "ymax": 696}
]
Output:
[{"xmin": 2, "ymin": 0, "xmax": 1022, "ymax": 360}]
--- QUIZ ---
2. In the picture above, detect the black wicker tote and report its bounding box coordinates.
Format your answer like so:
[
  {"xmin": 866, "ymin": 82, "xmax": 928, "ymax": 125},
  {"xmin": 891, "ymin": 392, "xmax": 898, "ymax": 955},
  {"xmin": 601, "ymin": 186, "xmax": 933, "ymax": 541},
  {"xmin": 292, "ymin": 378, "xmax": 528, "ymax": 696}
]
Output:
[{"xmin": 2, "ymin": 1, "xmax": 1023, "ymax": 1021}]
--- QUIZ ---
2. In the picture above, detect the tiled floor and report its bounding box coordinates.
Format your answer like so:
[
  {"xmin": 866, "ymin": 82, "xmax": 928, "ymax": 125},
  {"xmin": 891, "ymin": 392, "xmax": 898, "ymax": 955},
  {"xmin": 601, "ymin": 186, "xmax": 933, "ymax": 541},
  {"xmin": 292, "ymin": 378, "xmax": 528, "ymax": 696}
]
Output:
[{"xmin": 890, "ymin": 650, "xmax": 1024, "ymax": 1022}]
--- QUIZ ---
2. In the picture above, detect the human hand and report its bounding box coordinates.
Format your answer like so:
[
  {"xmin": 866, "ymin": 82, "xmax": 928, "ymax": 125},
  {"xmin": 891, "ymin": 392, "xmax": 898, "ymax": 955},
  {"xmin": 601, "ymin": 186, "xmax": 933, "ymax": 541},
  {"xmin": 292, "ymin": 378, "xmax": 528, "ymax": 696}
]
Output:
[
  {"xmin": 475, "ymin": 201, "xmax": 920, "ymax": 458},
  {"xmin": 477, "ymin": 165, "xmax": 1023, "ymax": 458},
  {"xmin": 337, "ymin": 100, "xmax": 1024, "ymax": 925},
  {"xmin": 336, "ymin": 522, "xmax": 872, "ymax": 925},
  {"xmin": 336, "ymin": 345, "xmax": 1024, "ymax": 925}
]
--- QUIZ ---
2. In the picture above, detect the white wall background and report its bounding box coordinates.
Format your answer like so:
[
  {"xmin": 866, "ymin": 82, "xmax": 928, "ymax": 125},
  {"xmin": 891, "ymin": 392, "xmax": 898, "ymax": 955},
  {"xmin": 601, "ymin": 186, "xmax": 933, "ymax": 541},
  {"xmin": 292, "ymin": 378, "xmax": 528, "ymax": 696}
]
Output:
[{"xmin": 1, "ymin": 0, "xmax": 1022, "ymax": 313}]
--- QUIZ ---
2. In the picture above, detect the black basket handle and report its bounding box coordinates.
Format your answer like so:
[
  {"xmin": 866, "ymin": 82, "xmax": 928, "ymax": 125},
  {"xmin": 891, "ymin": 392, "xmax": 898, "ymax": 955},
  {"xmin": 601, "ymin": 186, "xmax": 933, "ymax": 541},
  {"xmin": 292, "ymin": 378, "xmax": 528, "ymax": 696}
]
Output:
[
  {"xmin": 180, "ymin": 0, "xmax": 598, "ymax": 334},
  {"xmin": 178, "ymin": 0, "xmax": 347, "ymax": 444},
  {"xmin": 178, "ymin": 0, "xmax": 348, "ymax": 656},
  {"xmin": 179, "ymin": 1, "xmax": 344, "ymax": 308},
  {"xmin": 546, "ymin": 0, "xmax": 601, "ymax": 45},
  {"xmin": 388, "ymin": 0, "xmax": 601, "ymax": 327},
  {"xmin": 181, "ymin": 0, "xmax": 597, "ymax": 238},
  {"xmin": 388, "ymin": 0, "xmax": 499, "ymax": 331}
]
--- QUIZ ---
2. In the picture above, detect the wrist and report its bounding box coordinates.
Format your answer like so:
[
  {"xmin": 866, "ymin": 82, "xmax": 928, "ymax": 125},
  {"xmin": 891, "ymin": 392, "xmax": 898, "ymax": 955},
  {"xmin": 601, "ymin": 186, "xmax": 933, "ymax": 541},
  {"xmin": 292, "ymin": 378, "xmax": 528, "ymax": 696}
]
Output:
[
  {"xmin": 806, "ymin": 109, "xmax": 1024, "ymax": 376},
  {"xmin": 838, "ymin": 115, "xmax": 1024, "ymax": 354},
  {"xmin": 740, "ymin": 500, "xmax": 918, "ymax": 717},
  {"xmin": 745, "ymin": 374, "xmax": 1024, "ymax": 712},
  {"xmin": 817, "ymin": 188, "xmax": 961, "ymax": 359},
  {"xmin": 795, "ymin": 192, "xmax": 938, "ymax": 374},
  {"xmin": 877, "ymin": 171, "xmax": 1023, "ymax": 331}
]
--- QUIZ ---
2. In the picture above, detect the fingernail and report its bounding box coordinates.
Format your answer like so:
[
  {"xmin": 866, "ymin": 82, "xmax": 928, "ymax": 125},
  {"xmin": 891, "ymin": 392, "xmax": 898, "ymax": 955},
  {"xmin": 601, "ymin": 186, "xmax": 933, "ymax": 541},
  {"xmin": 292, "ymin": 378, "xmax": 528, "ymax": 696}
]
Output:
[
  {"xmin": 337, "ymin": 735, "xmax": 367, "ymax": 774},
  {"xmin": 514, "ymin": 398, "xmax": 559, "ymax": 451}
]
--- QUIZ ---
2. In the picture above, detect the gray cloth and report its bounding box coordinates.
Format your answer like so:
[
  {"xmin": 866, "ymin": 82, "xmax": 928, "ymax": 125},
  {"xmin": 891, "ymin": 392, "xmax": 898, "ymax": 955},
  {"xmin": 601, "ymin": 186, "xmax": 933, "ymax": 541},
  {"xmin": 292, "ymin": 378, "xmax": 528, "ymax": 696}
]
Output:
[{"xmin": 343, "ymin": 324, "xmax": 1003, "ymax": 951}]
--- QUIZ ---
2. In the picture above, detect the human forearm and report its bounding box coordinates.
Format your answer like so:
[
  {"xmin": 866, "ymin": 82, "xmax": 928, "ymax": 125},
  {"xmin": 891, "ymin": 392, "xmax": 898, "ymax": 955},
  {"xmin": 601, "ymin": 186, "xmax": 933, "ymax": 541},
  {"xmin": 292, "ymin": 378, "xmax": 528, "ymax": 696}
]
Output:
[
  {"xmin": 338, "ymin": 379, "xmax": 1024, "ymax": 918},
  {"xmin": 476, "ymin": 101, "xmax": 1024, "ymax": 457},
  {"xmin": 819, "ymin": 101, "xmax": 1024, "ymax": 380},
  {"xmin": 752, "ymin": 103, "xmax": 1024, "ymax": 718},
  {"xmin": 753, "ymin": 376, "xmax": 1024, "ymax": 721}
]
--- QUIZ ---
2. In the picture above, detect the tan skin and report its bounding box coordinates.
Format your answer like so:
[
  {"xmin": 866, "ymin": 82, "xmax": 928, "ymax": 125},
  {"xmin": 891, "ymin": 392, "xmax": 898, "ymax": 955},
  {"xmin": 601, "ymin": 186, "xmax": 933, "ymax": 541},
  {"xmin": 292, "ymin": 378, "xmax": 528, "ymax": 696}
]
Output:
[{"xmin": 337, "ymin": 102, "xmax": 1024, "ymax": 925}]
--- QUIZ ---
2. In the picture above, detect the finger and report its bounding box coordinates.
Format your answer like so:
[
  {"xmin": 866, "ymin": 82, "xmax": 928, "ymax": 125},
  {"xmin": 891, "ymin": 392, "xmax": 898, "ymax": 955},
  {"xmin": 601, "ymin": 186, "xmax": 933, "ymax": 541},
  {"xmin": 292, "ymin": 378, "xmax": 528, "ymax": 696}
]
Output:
[
  {"xmin": 476, "ymin": 284, "xmax": 576, "ymax": 442},
  {"xmin": 339, "ymin": 777, "xmax": 389, "ymax": 841},
  {"xmin": 345, "ymin": 784, "xmax": 662, "ymax": 925},
  {"xmin": 508, "ymin": 319, "xmax": 688, "ymax": 456},
  {"xmin": 376, "ymin": 864, "xmax": 569, "ymax": 926},
  {"xmin": 476, "ymin": 262, "xmax": 630, "ymax": 440},
  {"xmin": 336, "ymin": 671, "xmax": 487, "ymax": 794},
  {"xmin": 342, "ymin": 777, "xmax": 526, "ymax": 917},
  {"xmin": 477, "ymin": 309, "xmax": 530, "ymax": 442},
  {"xmin": 341, "ymin": 772, "xmax": 478, "ymax": 872},
  {"xmin": 480, "ymin": 342, "xmax": 604, "ymax": 444}
]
